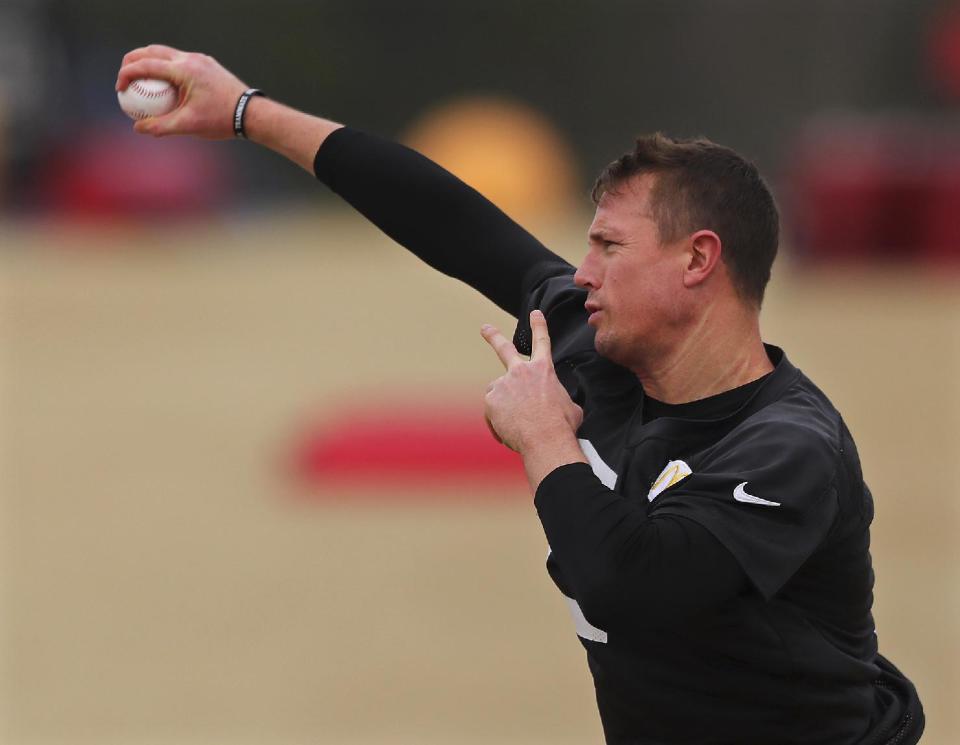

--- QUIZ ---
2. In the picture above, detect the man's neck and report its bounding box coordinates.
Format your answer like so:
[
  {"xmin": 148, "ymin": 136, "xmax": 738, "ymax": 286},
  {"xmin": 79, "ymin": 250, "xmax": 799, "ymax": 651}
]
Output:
[{"xmin": 634, "ymin": 308, "xmax": 773, "ymax": 405}]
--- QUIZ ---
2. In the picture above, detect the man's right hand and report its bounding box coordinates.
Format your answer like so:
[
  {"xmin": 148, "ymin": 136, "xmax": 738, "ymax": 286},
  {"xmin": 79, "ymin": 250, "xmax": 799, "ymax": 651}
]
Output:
[
  {"xmin": 115, "ymin": 44, "xmax": 341, "ymax": 173},
  {"xmin": 115, "ymin": 45, "xmax": 249, "ymax": 139}
]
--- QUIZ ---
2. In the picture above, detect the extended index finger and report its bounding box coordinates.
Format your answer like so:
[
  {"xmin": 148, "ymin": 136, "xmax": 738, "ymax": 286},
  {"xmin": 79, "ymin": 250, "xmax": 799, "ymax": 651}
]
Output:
[
  {"xmin": 481, "ymin": 324, "xmax": 523, "ymax": 371},
  {"xmin": 529, "ymin": 309, "xmax": 553, "ymax": 364}
]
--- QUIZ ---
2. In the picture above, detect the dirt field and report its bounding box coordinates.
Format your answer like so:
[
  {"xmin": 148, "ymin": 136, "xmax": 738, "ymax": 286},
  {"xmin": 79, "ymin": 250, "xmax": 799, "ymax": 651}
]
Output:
[{"xmin": 2, "ymin": 211, "xmax": 957, "ymax": 744}]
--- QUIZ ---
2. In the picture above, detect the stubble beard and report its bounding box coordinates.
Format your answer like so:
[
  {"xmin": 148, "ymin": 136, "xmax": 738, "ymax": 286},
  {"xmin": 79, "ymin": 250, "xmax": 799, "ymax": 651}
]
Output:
[
  {"xmin": 593, "ymin": 328, "xmax": 629, "ymax": 368},
  {"xmin": 593, "ymin": 320, "xmax": 651, "ymax": 374}
]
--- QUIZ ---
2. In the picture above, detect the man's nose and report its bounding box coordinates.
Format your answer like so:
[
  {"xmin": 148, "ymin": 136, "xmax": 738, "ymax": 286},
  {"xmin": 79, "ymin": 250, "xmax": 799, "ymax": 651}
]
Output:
[{"xmin": 574, "ymin": 252, "xmax": 598, "ymax": 289}]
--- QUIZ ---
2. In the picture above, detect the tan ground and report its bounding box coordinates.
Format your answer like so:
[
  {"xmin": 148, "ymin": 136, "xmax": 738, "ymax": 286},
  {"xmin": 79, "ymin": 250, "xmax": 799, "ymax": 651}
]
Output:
[{"xmin": 2, "ymin": 212, "xmax": 957, "ymax": 744}]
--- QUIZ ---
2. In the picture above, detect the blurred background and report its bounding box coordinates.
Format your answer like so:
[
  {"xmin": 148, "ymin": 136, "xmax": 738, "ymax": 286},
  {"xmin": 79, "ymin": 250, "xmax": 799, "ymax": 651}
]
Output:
[{"xmin": 2, "ymin": 0, "xmax": 959, "ymax": 743}]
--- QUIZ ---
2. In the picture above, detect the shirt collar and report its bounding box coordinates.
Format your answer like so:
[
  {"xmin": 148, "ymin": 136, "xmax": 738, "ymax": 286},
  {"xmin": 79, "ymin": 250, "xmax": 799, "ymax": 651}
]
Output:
[{"xmin": 626, "ymin": 344, "xmax": 800, "ymax": 447}]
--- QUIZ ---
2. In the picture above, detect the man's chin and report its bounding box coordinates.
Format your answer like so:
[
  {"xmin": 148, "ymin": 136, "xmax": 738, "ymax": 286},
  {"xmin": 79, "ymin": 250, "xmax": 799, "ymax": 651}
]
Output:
[
  {"xmin": 593, "ymin": 334, "xmax": 618, "ymax": 362},
  {"xmin": 593, "ymin": 334, "xmax": 636, "ymax": 369}
]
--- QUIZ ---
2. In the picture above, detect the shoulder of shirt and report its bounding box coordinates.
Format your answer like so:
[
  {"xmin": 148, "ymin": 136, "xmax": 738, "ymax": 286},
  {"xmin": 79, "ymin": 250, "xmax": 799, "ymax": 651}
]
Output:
[
  {"xmin": 520, "ymin": 261, "xmax": 578, "ymax": 300},
  {"xmin": 515, "ymin": 262, "xmax": 586, "ymax": 358},
  {"xmin": 719, "ymin": 372, "xmax": 844, "ymax": 479}
]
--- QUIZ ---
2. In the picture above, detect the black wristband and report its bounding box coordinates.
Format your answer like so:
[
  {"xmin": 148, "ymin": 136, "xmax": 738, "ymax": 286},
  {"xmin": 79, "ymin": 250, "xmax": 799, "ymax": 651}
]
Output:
[{"xmin": 233, "ymin": 88, "xmax": 265, "ymax": 139}]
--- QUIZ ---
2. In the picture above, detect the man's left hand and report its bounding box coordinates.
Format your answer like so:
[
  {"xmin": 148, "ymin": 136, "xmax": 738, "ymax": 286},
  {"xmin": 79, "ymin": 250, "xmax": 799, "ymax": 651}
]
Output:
[{"xmin": 481, "ymin": 310, "xmax": 583, "ymax": 453}]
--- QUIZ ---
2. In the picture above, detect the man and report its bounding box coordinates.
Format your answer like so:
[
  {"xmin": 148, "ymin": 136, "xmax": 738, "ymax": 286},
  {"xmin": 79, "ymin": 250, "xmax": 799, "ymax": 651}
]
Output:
[{"xmin": 116, "ymin": 46, "xmax": 925, "ymax": 744}]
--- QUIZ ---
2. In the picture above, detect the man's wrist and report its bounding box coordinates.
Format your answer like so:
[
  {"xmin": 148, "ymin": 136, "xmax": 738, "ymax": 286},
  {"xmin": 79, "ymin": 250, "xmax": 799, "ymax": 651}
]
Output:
[
  {"xmin": 516, "ymin": 422, "xmax": 587, "ymax": 492},
  {"xmin": 239, "ymin": 93, "xmax": 271, "ymax": 144},
  {"xmin": 515, "ymin": 418, "xmax": 578, "ymax": 456},
  {"xmin": 239, "ymin": 97, "xmax": 343, "ymax": 174},
  {"xmin": 233, "ymin": 88, "xmax": 265, "ymax": 139}
]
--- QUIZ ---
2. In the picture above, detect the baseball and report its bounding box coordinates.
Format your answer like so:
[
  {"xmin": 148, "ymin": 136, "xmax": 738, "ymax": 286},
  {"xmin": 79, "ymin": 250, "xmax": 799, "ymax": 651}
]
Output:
[{"xmin": 117, "ymin": 78, "xmax": 178, "ymax": 120}]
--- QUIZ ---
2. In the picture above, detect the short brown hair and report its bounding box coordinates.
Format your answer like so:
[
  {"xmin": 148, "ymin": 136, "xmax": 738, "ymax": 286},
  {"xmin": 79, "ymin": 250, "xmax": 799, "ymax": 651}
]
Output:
[{"xmin": 592, "ymin": 133, "xmax": 779, "ymax": 306}]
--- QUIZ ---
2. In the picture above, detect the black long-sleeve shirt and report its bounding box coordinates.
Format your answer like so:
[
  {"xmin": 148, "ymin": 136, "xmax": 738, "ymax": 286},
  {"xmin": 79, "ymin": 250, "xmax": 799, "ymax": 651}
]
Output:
[
  {"xmin": 313, "ymin": 127, "xmax": 750, "ymax": 631},
  {"xmin": 312, "ymin": 127, "xmax": 923, "ymax": 745},
  {"xmin": 313, "ymin": 126, "xmax": 555, "ymax": 316}
]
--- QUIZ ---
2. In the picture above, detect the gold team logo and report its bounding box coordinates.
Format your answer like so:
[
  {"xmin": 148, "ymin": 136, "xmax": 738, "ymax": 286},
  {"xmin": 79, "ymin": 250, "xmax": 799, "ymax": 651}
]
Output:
[{"xmin": 647, "ymin": 459, "xmax": 692, "ymax": 502}]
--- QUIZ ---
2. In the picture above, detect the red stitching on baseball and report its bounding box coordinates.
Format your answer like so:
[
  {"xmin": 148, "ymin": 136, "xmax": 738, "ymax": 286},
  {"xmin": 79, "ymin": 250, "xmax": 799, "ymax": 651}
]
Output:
[{"xmin": 130, "ymin": 80, "xmax": 175, "ymax": 99}]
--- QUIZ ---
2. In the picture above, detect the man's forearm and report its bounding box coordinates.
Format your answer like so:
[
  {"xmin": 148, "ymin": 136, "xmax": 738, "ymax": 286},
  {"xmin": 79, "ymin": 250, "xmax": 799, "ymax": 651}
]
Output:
[
  {"xmin": 116, "ymin": 45, "xmax": 562, "ymax": 315},
  {"xmin": 520, "ymin": 425, "xmax": 588, "ymax": 493},
  {"xmin": 534, "ymin": 463, "xmax": 749, "ymax": 633},
  {"xmin": 310, "ymin": 128, "xmax": 563, "ymax": 315},
  {"xmin": 244, "ymin": 98, "xmax": 561, "ymax": 316},
  {"xmin": 243, "ymin": 97, "xmax": 342, "ymax": 174}
]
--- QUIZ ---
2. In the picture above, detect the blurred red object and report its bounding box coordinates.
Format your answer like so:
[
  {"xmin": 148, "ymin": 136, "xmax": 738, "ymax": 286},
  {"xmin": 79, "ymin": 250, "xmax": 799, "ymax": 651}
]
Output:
[
  {"xmin": 927, "ymin": 1, "xmax": 960, "ymax": 100},
  {"xmin": 292, "ymin": 400, "xmax": 526, "ymax": 497},
  {"xmin": 35, "ymin": 124, "xmax": 229, "ymax": 218},
  {"xmin": 787, "ymin": 117, "xmax": 960, "ymax": 264}
]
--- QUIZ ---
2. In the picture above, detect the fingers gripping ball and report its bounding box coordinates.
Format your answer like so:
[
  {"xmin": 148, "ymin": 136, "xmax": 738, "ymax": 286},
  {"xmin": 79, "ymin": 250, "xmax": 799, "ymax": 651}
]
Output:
[{"xmin": 117, "ymin": 78, "xmax": 178, "ymax": 120}]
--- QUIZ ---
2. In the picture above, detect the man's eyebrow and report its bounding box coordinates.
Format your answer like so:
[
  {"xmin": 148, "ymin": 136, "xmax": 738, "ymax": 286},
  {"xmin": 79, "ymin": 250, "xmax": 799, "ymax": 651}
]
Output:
[{"xmin": 588, "ymin": 229, "xmax": 622, "ymax": 243}]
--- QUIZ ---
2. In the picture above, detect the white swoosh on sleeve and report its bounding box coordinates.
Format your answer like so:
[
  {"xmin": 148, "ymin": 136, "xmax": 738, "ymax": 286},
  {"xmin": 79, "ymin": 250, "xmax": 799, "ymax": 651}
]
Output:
[{"xmin": 733, "ymin": 482, "xmax": 780, "ymax": 507}]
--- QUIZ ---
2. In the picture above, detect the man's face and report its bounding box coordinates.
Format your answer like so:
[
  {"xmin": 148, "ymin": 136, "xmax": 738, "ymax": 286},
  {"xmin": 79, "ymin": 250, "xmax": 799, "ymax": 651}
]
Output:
[{"xmin": 574, "ymin": 174, "xmax": 692, "ymax": 370}]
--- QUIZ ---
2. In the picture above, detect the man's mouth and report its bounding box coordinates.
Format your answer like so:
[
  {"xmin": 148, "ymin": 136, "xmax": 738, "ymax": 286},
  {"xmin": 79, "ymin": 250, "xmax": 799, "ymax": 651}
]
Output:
[{"xmin": 585, "ymin": 301, "xmax": 602, "ymax": 324}]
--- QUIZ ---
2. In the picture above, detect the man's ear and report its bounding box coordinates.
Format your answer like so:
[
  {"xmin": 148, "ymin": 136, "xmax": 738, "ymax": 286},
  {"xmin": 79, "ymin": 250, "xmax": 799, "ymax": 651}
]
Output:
[{"xmin": 682, "ymin": 230, "xmax": 722, "ymax": 289}]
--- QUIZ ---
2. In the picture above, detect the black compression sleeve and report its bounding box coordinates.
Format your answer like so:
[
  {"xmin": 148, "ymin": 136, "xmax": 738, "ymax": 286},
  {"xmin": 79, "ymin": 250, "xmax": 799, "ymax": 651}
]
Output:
[
  {"xmin": 536, "ymin": 463, "xmax": 749, "ymax": 632},
  {"xmin": 313, "ymin": 128, "xmax": 567, "ymax": 317}
]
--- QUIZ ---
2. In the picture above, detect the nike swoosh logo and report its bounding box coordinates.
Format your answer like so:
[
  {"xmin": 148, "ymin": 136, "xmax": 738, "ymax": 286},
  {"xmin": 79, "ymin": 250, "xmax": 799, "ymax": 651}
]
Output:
[{"xmin": 733, "ymin": 482, "xmax": 780, "ymax": 507}]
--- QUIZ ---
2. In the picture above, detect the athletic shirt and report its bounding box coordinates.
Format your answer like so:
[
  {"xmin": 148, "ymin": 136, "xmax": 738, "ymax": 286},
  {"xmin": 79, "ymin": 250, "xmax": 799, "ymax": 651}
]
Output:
[
  {"xmin": 520, "ymin": 266, "xmax": 923, "ymax": 745},
  {"xmin": 313, "ymin": 127, "xmax": 924, "ymax": 745}
]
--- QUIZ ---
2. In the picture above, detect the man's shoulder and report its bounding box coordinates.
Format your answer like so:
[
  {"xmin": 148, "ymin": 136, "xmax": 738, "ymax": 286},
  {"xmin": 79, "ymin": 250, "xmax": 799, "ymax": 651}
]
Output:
[
  {"xmin": 748, "ymin": 370, "xmax": 841, "ymax": 444},
  {"xmin": 521, "ymin": 259, "xmax": 577, "ymax": 290},
  {"xmin": 705, "ymin": 371, "xmax": 844, "ymax": 484},
  {"xmin": 514, "ymin": 262, "xmax": 590, "ymax": 359}
]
